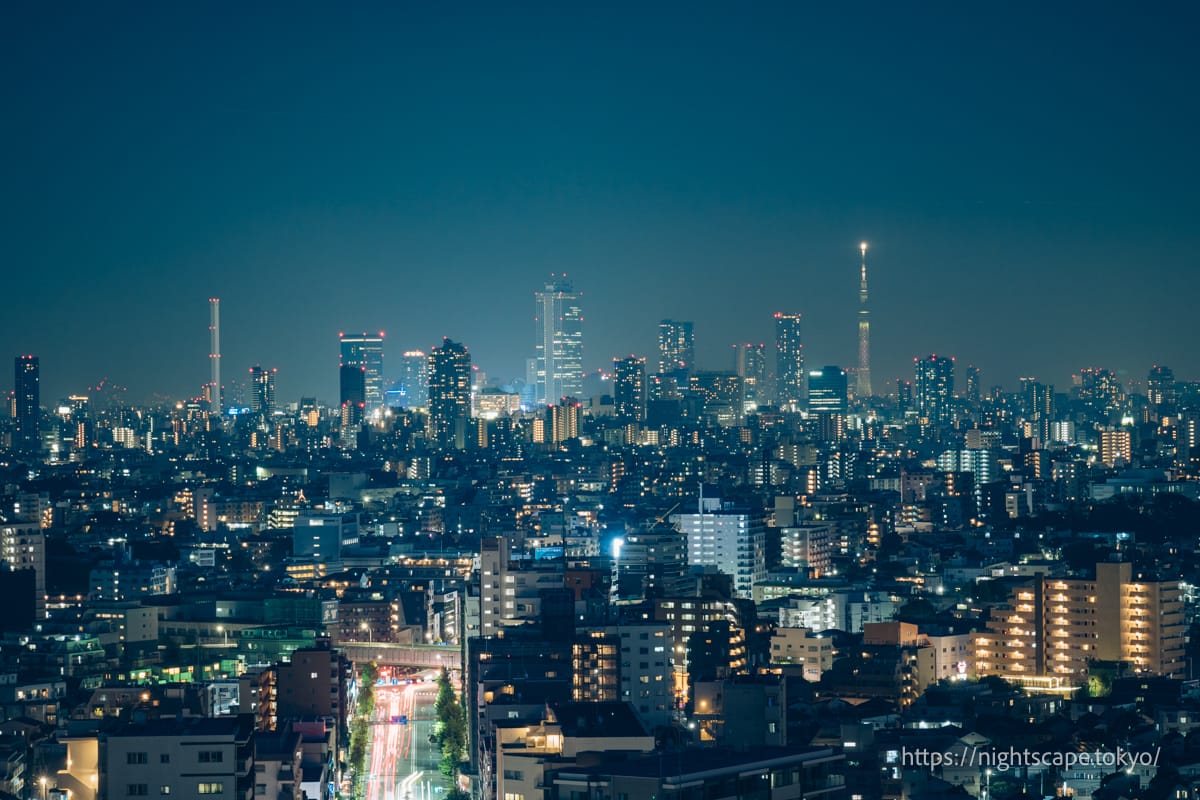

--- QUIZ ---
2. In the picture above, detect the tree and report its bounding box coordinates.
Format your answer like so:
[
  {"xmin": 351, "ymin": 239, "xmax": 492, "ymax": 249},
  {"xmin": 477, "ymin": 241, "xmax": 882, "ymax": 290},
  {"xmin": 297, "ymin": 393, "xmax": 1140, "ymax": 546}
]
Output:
[{"xmin": 434, "ymin": 668, "xmax": 467, "ymax": 786}]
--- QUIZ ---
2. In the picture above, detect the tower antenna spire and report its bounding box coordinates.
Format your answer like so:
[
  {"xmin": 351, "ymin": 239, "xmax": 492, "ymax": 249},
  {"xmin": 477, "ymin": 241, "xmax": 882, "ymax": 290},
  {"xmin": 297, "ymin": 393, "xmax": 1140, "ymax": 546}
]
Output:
[{"xmin": 856, "ymin": 243, "xmax": 872, "ymax": 398}]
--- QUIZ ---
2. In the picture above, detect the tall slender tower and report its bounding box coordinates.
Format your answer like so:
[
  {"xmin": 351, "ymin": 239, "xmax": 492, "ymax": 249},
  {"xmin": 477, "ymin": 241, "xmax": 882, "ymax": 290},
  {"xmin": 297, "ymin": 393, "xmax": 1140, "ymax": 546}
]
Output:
[
  {"xmin": 856, "ymin": 242, "xmax": 872, "ymax": 398},
  {"xmin": 208, "ymin": 298, "xmax": 222, "ymax": 415}
]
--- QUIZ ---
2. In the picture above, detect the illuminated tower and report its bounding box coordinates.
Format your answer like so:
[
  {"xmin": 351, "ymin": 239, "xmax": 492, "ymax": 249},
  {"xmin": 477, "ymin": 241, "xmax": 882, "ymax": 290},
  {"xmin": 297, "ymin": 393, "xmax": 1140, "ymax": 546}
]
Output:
[
  {"xmin": 339, "ymin": 332, "xmax": 385, "ymax": 417},
  {"xmin": 208, "ymin": 298, "xmax": 221, "ymax": 415},
  {"xmin": 398, "ymin": 351, "xmax": 429, "ymax": 407},
  {"xmin": 658, "ymin": 320, "xmax": 695, "ymax": 377},
  {"xmin": 613, "ymin": 356, "xmax": 647, "ymax": 422},
  {"xmin": 856, "ymin": 242, "xmax": 872, "ymax": 398},
  {"xmin": 534, "ymin": 279, "xmax": 584, "ymax": 406},
  {"xmin": 13, "ymin": 356, "xmax": 39, "ymax": 453},
  {"xmin": 428, "ymin": 338, "xmax": 472, "ymax": 450},
  {"xmin": 915, "ymin": 355, "xmax": 955, "ymax": 425},
  {"xmin": 249, "ymin": 365, "xmax": 277, "ymax": 416},
  {"xmin": 774, "ymin": 313, "xmax": 804, "ymax": 408},
  {"xmin": 733, "ymin": 343, "xmax": 769, "ymax": 406}
]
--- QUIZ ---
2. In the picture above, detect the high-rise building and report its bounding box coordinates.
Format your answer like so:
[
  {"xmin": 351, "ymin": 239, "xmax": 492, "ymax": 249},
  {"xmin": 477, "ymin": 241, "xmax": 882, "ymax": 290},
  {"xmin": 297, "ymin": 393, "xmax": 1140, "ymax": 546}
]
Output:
[
  {"xmin": 1, "ymin": 522, "xmax": 45, "ymax": 619},
  {"xmin": 808, "ymin": 366, "xmax": 848, "ymax": 414},
  {"xmin": 972, "ymin": 561, "xmax": 1184, "ymax": 683},
  {"xmin": 339, "ymin": 332, "xmax": 385, "ymax": 416},
  {"xmin": 13, "ymin": 355, "xmax": 39, "ymax": 452},
  {"xmin": 733, "ymin": 343, "xmax": 769, "ymax": 406},
  {"xmin": 658, "ymin": 320, "xmax": 695, "ymax": 377},
  {"xmin": 1077, "ymin": 367, "xmax": 1123, "ymax": 419},
  {"xmin": 676, "ymin": 496, "xmax": 766, "ymax": 600},
  {"xmin": 965, "ymin": 365, "xmax": 982, "ymax": 405},
  {"xmin": 248, "ymin": 365, "xmax": 277, "ymax": 416},
  {"xmin": 338, "ymin": 365, "xmax": 366, "ymax": 428},
  {"xmin": 1100, "ymin": 428, "xmax": 1132, "ymax": 467},
  {"xmin": 613, "ymin": 356, "xmax": 647, "ymax": 422},
  {"xmin": 915, "ymin": 355, "xmax": 955, "ymax": 425},
  {"xmin": 397, "ymin": 350, "xmax": 429, "ymax": 407},
  {"xmin": 1148, "ymin": 365, "xmax": 1177, "ymax": 414},
  {"xmin": 856, "ymin": 243, "xmax": 872, "ymax": 398},
  {"xmin": 534, "ymin": 279, "xmax": 584, "ymax": 406},
  {"xmin": 688, "ymin": 372, "xmax": 746, "ymax": 427},
  {"xmin": 1019, "ymin": 377, "xmax": 1055, "ymax": 444},
  {"xmin": 428, "ymin": 338, "xmax": 472, "ymax": 450},
  {"xmin": 774, "ymin": 313, "xmax": 804, "ymax": 408},
  {"xmin": 897, "ymin": 379, "xmax": 913, "ymax": 413}
]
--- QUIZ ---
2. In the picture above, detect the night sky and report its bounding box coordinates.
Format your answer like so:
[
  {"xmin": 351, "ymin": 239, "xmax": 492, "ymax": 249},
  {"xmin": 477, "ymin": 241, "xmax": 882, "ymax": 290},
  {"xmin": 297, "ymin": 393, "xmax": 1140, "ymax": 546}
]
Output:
[{"xmin": 4, "ymin": 2, "xmax": 1199, "ymax": 404}]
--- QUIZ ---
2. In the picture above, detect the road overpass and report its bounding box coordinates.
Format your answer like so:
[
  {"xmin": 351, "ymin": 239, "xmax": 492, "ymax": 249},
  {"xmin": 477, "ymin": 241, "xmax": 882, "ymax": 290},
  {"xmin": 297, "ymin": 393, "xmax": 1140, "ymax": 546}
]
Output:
[{"xmin": 339, "ymin": 641, "xmax": 462, "ymax": 670}]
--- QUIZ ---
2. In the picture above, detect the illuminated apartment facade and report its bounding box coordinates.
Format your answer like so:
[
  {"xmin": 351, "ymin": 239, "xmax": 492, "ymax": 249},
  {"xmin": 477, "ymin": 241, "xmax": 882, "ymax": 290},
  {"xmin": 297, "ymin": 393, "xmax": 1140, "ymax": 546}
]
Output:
[{"xmin": 972, "ymin": 561, "xmax": 1184, "ymax": 688}]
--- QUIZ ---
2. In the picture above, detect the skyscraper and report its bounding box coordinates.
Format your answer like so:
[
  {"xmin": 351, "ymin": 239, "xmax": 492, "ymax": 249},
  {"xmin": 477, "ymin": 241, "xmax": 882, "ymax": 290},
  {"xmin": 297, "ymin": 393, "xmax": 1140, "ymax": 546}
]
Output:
[
  {"xmin": 339, "ymin": 332, "xmax": 385, "ymax": 417},
  {"xmin": 808, "ymin": 366, "xmax": 848, "ymax": 414},
  {"xmin": 13, "ymin": 356, "xmax": 39, "ymax": 453},
  {"xmin": 964, "ymin": 364, "xmax": 982, "ymax": 404},
  {"xmin": 658, "ymin": 320, "xmax": 695, "ymax": 377},
  {"xmin": 249, "ymin": 365, "xmax": 277, "ymax": 416},
  {"xmin": 1148, "ymin": 365, "xmax": 1177, "ymax": 414},
  {"xmin": 676, "ymin": 495, "xmax": 766, "ymax": 600},
  {"xmin": 397, "ymin": 351, "xmax": 429, "ymax": 407},
  {"xmin": 915, "ymin": 355, "xmax": 955, "ymax": 425},
  {"xmin": 613, "ymin": 356, "xmax": 647, "ymax": 422},
  {"xmin": 428, "ymin": 338, "xmax": 472, "ymax": 450},
  {"xmin": 533, "ymin": 279, "xmax": 583, "ymax": 406},
  {"xmin": 339, "ymin": 365, "xmax": 366, "ymax": 428},
  {"xmin": 774, "ymin": 312, "xmax": 804, "ymax": 408},
  {"xmin": 856, "ymin": 243, "xmax": 872, "ymax": 398},
  {"xmin": 733, "ymin": 343, "xmax": 769, "ymax": 406}
]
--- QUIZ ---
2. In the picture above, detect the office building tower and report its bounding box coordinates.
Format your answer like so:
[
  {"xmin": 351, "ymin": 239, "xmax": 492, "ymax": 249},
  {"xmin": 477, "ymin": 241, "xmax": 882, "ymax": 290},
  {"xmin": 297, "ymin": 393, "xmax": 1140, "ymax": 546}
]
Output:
[
  {"xmin": 428, "ymin": 338, "xmax": 472, "ymax": 450},
  {"xmin": 613, "ymin": 356, "xmax": 647, "ymax": 422},
  {"xmin": 13, "ymin": 355, "xmax": 39, "ymax": 452},
  {"xmin": 248, "ymin": 365, "xmax": 277, "ymax": 416},
  {"xmin": 534, "ymin": 279, "xmax": 584, "ymax": 406},
  {"xmin": 397, "ymin": 350, "xmax": 429, "ymax": 407},
  {"xmin": 658, "ymin": 320, "xmax": 695, "ymax": 377},
  {"xmin": 856, "ymin": 242, "xmax": 872, "ymax": 397},
  {"xmin": 339, "ymin": 332, "xmax": 385, "ymax": 416},
  {"xmin": 1148, "ymin": 365, "xmax": 1177, "ymax": 414},
  {"xmin": 915, "ymin": 355, "xmax": 955, "ymax": 425},
  {"xmin": 733, "ymin": 343, "xmax": 769, "ymax": 406},
  {"xmin": 774, "ymin": 312, "xmax": 804, "ymax": 408},
  {"xmin": 808, "ymin": 366, "xmax": 848, "ymax": 414},
  {"xmin": 339, "ymin": 365, "xmax": 366, "ymax": 428},
  {"xmin": 676, "ymin": 495, "xmax": 766, "ymax": 600}
]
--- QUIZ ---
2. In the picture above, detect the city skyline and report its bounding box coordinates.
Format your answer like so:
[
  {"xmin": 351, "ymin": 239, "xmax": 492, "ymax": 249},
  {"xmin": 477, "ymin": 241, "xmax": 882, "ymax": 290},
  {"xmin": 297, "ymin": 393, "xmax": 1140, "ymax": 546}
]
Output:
[{"xmin": 4, "ymin": 4, "xmax": 1199, "ymax": 402}]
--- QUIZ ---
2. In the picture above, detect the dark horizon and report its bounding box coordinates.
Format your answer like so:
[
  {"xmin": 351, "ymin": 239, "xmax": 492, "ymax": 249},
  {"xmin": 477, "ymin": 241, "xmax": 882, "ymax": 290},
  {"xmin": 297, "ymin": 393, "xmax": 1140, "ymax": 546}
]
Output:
[{"xmin": 4, "ymin": 3, "xmax": 1199, "ymax": 403}]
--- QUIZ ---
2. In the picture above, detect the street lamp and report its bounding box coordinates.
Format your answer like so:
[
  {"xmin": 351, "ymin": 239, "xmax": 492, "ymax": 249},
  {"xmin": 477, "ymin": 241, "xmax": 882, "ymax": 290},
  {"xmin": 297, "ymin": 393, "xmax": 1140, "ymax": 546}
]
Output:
[
  {"xmin": 39, "ymin": 775, "xmax": 47, "ymax": 800},
  {"xmin": 984, "ymin": 768, "xmax": 992, "ymax": 800},
  {"xmin": 361, "ymin": 621, "xmax": 373, "ymax": 643}
]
